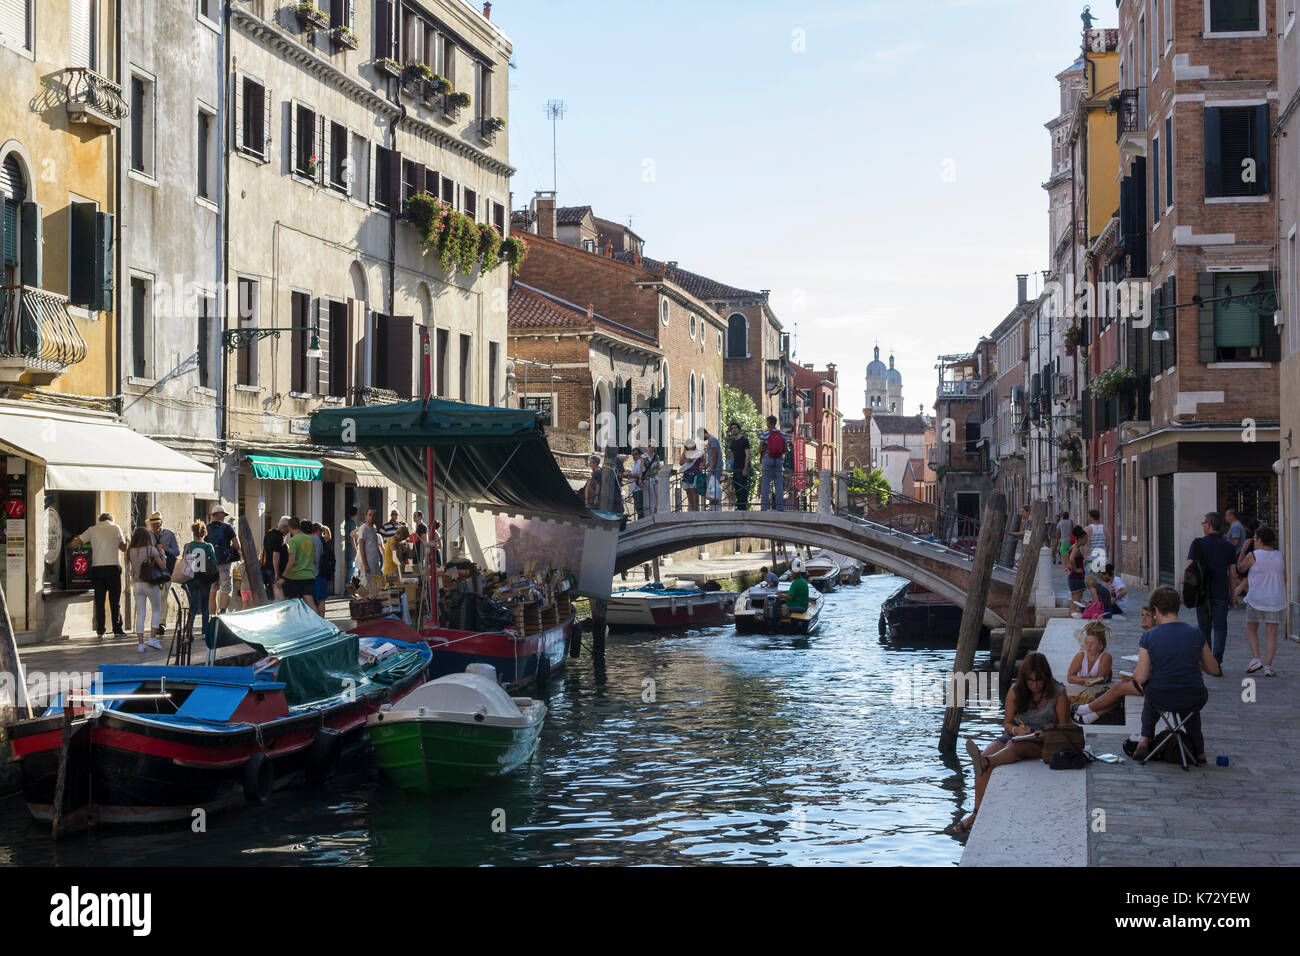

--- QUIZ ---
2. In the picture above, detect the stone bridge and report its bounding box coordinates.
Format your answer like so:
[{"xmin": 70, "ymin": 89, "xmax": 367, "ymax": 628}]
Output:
[{"xmin": 615, "ymin": 511, "xmax": 1020, "ymax": 628}]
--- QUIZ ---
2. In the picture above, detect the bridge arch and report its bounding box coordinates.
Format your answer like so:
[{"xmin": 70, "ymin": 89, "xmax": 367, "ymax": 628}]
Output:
[{"xmin": 615, "ymin": 512, "xmax": 1017, "ymax": 628}]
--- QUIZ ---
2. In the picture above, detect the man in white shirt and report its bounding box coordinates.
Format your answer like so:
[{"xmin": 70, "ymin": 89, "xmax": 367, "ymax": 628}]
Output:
[
  {"xmin": 1099, "ymin": 565, "xmax": 1128, "ymax": 614},
  {"xmin": 1086, "ymin": 508, "xmax": 1108, "ymax": 568},
  {"xmin": 70, "ymin": 512, "xmax": 128, "ymax": 637}
]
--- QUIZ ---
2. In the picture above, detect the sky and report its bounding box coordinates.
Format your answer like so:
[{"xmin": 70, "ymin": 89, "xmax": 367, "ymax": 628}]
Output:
[{"xmin": 491, "ymin": 0, "xmax": 1114, "ymax": 419}]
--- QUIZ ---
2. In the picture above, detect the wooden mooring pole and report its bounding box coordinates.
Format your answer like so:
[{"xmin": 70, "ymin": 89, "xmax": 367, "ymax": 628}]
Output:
[
  {"xmin": 237, "ymin": 514, "xmax": 269, "ymax": 608},
  {"xmin": 939, "ymin": 492, "xmax": 1006, "ymax": 753},
  {"xmin": 997, "ymin": 500, "xmax": 1048, "ymax": 697}
]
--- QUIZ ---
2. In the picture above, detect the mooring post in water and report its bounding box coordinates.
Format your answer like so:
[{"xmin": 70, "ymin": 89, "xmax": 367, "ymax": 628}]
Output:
[
  {"xmin": 590, "ymin": 598, "xmax": 607, "ymax": 657},
  {"xmin": 237, "ymin": 514, "xmax": 268, "ymax": 607},
  {"xmin": 940, "ymin": 492, "xmax": 1006, "ymax": 753},
  {"xmin": 997, "ymin": 500, "xmax": 1048, "ymax": 696}
]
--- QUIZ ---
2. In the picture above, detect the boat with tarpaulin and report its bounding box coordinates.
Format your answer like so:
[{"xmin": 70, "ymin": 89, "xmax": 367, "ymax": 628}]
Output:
[
  {"xmin": 5, "ymin": 600, "xmax": 430, "ymax": 832},
  {"xmin": 311, "ymin": 390, "xmax": 617, "ymax": 691}
]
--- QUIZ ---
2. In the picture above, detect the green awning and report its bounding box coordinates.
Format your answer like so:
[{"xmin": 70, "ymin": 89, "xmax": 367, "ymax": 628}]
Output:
[
  {"xmin": 248, "ymin": 455, "xmax": 323, "ymax": 482},
  {"xmin": 310, "ymin": 398, "xmax": 599, "ymax": 523}
]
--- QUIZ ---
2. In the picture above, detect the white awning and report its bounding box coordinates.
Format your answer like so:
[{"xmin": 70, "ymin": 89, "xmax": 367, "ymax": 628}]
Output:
[
  {"xmin": 0, "ymin": 408, "xmax": 215, "ymax": 494},
  {"xmin": 323, "ymin": 457, "xmax": 389, "ymax": 488}
]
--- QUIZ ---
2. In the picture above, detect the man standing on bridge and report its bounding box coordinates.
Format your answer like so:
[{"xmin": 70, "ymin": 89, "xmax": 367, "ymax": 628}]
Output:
[{"xmin": 759, "ymin": 416, "xmax": 786, "ymax": 512}]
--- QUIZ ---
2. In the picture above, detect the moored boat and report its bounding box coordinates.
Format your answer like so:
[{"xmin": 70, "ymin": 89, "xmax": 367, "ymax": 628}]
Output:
[
  {"xmin": 781, "ymin": 555, "xmax": 840, "ymax": 593},
  {"xmin": 813, "ymin": 550, "xmax": 863, "ymax": 585},
  {"xmin": 733, "ymin": 581, "xmax": 824, "ymax": 635},
  {"xmin": 5, "ymin": 601, "xmax": 432, "ymax": 833},
  {"xmin": 606, "ymin": 582, "xmax": 736, "ymax": 630},
  {"xmin": 367, "ymin": 664, "xmax": 546, "ymax": 789},
  {"xmin": 879, "ymin": 581, "xmax": 983, "ymax": 644}
]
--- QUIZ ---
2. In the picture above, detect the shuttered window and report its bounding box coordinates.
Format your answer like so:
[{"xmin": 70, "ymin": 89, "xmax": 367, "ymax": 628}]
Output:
[
  {"xmin": 328, "ymin": 300, "xmax": 348, "ymax": 397},
  {"xmin": 239, "ymin": 77, "xmax": 271, "ymax": 162},
  {"xmin": 1151, "ymin": 137, "xmax": 1160, "ymax": 225},
  {"xmin": 1215, "ymin": 274, "xmax": 1262, "ymax": 350},
  {"xmin": 1205, "ymin": 104, "xmax": 1269, "ymax": 197},
  {"xmin": 0, "ymin": 0, "xmax": 31, "ymax": 52},
  {"xmin": 459, "ymin": 333, "xmax": 472, "ymax": 403},
  {"xmin": 70, "ymin": 0, "xmax": 97, "ymax": 70},
  {"xmin": 1, "ymin": 155, "xmax": 24, "ymax": 270},
  {"xmin": 294, "ymin": 104, "xmax": 317, "ymax": 177},
  {"xmin": 329, "ymin": 122, "xmax": 347, "ymax": 191},
  {"xmin": 130, "ymin": 78, "xmax": 146, "ymax": 171},
  {"xmin": 1209, "ymin": 0, "xmax": 1261, "ymax": 32},
  {"xmin": 197, "ymin": 297, "xmax": 214, "ymax": 389},
  {"xmin": 1164, "ymin": 115, "xmax": 1173, "ymax": 209},
  {"xmin": 435, "ymin": 328, "xmax": 449, "ymax": 397},
  {"xmin": 291, "ymin": 291, "xmax": 311, "ymax": 393}
]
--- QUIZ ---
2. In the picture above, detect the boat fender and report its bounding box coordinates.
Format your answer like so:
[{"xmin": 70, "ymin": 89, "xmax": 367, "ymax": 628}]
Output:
[
  {"xmin": 243, "ymin": 752, "xmax": 274, "ymax": 804},
  {"xmin": 306, "ymin": 728, "xmax": 342, "ymax": 784},
  {"xmin": 566, "ymin": 620, "xmax": 582, "ymax": 659},
  {"xmin": 537, "ymin": 652, "xmax": 551, "ymax": 689}
]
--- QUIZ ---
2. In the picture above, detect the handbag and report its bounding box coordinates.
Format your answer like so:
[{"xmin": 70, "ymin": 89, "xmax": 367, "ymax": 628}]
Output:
[
  {"xmin": 1182, "ymin": 538, "xmax": 1209, "ymax": 608},
  {"xmin": 140, "ymin": 556, "xmax": 171, "ymax": 586},
  {"xmin": 1039, "ymin": 722, "xmax": 1085, "ymax": 764},
  {"xmin": 694, "ymin": 472, "xmax": 708, "ymax": 496}
]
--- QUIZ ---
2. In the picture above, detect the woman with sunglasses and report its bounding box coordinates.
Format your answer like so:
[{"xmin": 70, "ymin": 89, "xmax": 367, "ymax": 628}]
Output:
[{"xmin": 953, "ymin": 652, "xmax": 1068, "ymax": 834}]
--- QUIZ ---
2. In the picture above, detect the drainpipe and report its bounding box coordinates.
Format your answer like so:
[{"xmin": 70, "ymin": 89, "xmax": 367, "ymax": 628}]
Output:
[
  {"xmin": 220, "ymin": 0, "xmax": 232, "ymax": 504},
  {"xmin": 389, "ymin": 97, "xmax": 402, "ymax": 321},
  {"xmin": 113, "ymin": 0, "xmax": 123, "ymax": 417}
]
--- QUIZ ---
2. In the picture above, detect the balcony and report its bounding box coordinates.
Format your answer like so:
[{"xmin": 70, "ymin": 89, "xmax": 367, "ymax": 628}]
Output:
[
  {"xmin": 351, "ymin": 385, "xmax": 402, "ymax": 406},
  {"xmin": 0, "ymin": 286, "xmax": 88, "ymax": 386},
  {"xmin": 65, "ymin": 67, "xmax": 129, "ymax": 130},
  {"xmin": 1115, "ymin": 88, "xmax": 1147, "ymax": 151},
  {"xmin": 938, "ymin": 380, "xmax": 975, "ymax": 398}
]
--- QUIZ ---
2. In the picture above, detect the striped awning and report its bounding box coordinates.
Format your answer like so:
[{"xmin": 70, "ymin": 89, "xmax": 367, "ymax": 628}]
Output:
[{"xmin": 248, "ymin": 455, "xmax": 323, "ymax": 482}]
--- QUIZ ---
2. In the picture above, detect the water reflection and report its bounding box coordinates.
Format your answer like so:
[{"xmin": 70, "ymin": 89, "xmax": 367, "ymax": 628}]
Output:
[{"xmin": 0, "ymin": 574, "xmax": 1004, "ymax": 866}]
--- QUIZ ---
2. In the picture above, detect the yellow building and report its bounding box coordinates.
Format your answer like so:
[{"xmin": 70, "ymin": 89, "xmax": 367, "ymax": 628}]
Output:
[
  {"xmin": 1, "ymin": 1, "xmax": 210, "ymax": 637},
  {"xmin": 1077, "ymin": 29, "xmax": 1120, "ymax": 245}
]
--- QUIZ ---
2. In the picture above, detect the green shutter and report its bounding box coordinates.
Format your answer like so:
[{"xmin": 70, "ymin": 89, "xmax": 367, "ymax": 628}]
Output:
[
  {"xmin": 20, "ymin": 200, "xmax": 40, "ymax": 288},
  {"xmin": 1, "ymin": 199, "xmax": 14, "ymax": 266},
  {"xmin": 1082, "ymin": 388, "xmax": 1093, "ymax": 441},
  {"xmin": 1214, "ymin": 274, "xmax": 1261, "ymax": 348},
  {"xmin": 1197, "ymin": 272, "xmax": 1217, "ymax": 363}
]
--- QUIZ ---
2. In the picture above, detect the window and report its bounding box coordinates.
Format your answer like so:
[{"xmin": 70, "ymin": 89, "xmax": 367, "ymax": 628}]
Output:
[
  {"xmin": 492, "ymin": 201, "xmax": 505, "ymax": 233},
  {"xmin": 1137, "ymin": 15, "xmax": 1145, "ymax": 80},
  {"xmin": 0, "ymin": 0, "xmax": 32, "ymax": 52},
  {"xmin": 724, "ymin": 314, "xmax": 747, "ymax": 357},
  {"xmin": 688, "ymin": 372, "xmax": 696, "ymax": 436},
  {"xmin": 459, "ymin": 333, "xmax": 472, "ymax": 403},
  {"xmin": 373, "ymin": 144, "xmax": 395, "ymax": 209},
  {"xmin": 198, "ymin": 0, "xmax": 217, "ymax": 23},
  {"xmin": 70, "ymin": 0, "xmax": 97, "ymax": 71},
  {"xmin": 375, "ymin": 0, "xmax": 397, "ymax": 60},
  {"xmin": 1205, "ymin": 104, "xmax": 1269, "ymax": 198},
  {"xmin": 488, "ymin": 341, "xmax": 499, "ymax": 406},
  {"xmin": 329, "ymin": 122, "xmax": 348, "ymax": 191},
  {"xmin": 1208, "ymin": 0, "xmax": 1260, "ymax": 33},
  {"xmin": 521, "ymin": 395, "xmax": 552, "ymax": 425},
  {"xmin": 1151, "ymin": 0, "xmax": 1159, "ymax": 75},
  {"xmin": 129, "ymin": 275, "xmax": 153, "ymax": 379},
  {"xmin": 688, "ymin": 314, "xmax": 696, "ymax": 340},
  {"xmin": 240, "ymin": 76, "xmax": 271, "ymax": 161},
  {"xmin": 660, "ymin": 298, "xmax": 670, "ymax": 326},
  {"xmin": 717, "ymin": 331, "xmax": 723, "ymax": 356},
  {"xmin": 435, "ymin": 328, "xmax": 448, "ymax": 397},
  {"xmin": 582, "ymin": 239, "xmax": 594, "ymax": 253},
  {"xmin": 1290, "ymin": 231, "xmax": 1299, "ymax": 357},
  {"xmin": 1203, "ymin": 271, "xmax": 1280, "ymax": 362},
  {"xmin": 329, "ymin": 0, "xmax": 354, "ymax": 32},
  {"xmin": 1152, "ymin": 135, "xmax": 1160, "ymax": 225},
  {"xmin": 464, "ymin": 188, "xmax": 477, "ymax": 220},
  {"xmin": 402, "ymin": 158, "xmax": 424, "ymax": 203},
  {"xmin": 129, "ymin": 72, "xmax": 155, "ymax": 176},
  {"xmin": 327, "ymin": 299, "xmax": 348, "ymax": 398},
  {"xmin": 475, "ymin": 61, "xmax": 491, "ymax": 122},
  {"xmin": 197, "ymin": 295, "xmax": 214, "ymax": 389},
  {"xmin": 1163, "ymin": 0, "xmax": 1172, "ymax": 49},
  {"xmin": 2, "ymin": 156, "xmax": 27, "ymax": 287},
  {"xmin": 69, "ymin": 200, "xmax": 112, "ymax": 310},
  {"xmin": 197, "ymin": 107, "xmax": 216, "ymax": 200},
  {"xmin": 236, "ymin": 276, "xmax": 259, "ymax": 386},
  {"xmin": 349, "ymin": 131, "xmax": 368, "ymax": 199},
  {"xmin": 442, "ymin": 35, "xmax": 455, "ymax": 86},
  {"xmin": 294, "ymin": 103, "xmax": 317, "ymax": 178},
  {"xmin": 1164, "ymin": 115, "xmax": 1173, "ymax": 209},
  {"xmin": 440, "ymin": 175, "xmax": 454, "ymax": 207}
]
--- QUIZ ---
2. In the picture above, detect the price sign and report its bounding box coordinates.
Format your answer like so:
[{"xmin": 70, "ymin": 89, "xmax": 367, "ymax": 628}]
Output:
[{"xmin": 67, "ymin": 545, "xmax": 94, "ymax": 590}]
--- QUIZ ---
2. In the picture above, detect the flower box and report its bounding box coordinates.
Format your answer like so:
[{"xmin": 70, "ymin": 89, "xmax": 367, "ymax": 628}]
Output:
[
  {"xmin": 330, "ymin": 25, "xmax": 358, "ymax": 50},
  {"xmin": 295, "ymin": 2, "xmax": 330, "ymax": 31},
  {"xmin": 375, "ymin": 57, "xmax": 402, "ymax": 78}
]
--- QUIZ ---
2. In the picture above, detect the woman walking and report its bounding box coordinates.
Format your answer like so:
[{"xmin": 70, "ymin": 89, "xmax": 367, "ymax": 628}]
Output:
[
  {"xmin": 182, "ymin": 521, "xmax": 217, "ymax": 645},
  {"xmin": 127, "ymin": 526, "xmax": 166, "ymax": 653},
  {"xmin": 1066, "ymin": 525, "xmax": 1089, "ymax": 607},
  {"xmin": 1238, "ymin": 526, "xmax": 1286, "ymax": 677}
]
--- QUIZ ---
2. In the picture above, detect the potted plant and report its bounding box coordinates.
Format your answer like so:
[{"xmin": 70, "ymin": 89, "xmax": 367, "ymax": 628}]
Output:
[
  {"xmin": 403, "ymin": 62, "xmax": 433, "ymax": 87},
  {"xmin": 1090, "ymin": 364, "xmax": 1134, "ymax": 400},
  {"xmin": 498, "ymin": 235, "xmax": 529, "ymax": 276},
  {"xmin": 295, "ymin": 1, "xmax": 330, "ymax": 31},
  {"xmin": 303, "ymin": 153, "xmax": 319, "ymax": 179},
  {"xmin": 447, "ymin": 90, "xmax": 471, "ymax": 111},
  {"xmin": 330, "ymin": 23, "xmax": 358, "ymax": 49},
  {"xmin": 482, "ymin": 116, "xmax": 506, "ymax": 134}
]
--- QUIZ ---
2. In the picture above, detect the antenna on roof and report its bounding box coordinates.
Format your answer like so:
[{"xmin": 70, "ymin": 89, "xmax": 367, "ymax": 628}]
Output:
[{"xmin": 545, "ymin": 100, "xmax": 566, "ymax": 193}]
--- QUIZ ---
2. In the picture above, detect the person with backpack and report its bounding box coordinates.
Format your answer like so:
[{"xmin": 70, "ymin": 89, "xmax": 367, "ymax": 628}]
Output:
[
  {"xmin": 759, "ymin": 415, "xmax": 787, "ymax": 512},
  {"xmin": 1185, "ymin": 511, "xmax": 1236, "ymax": 665},
  {"xmin": 177, "ymin": 520, "xmax": 218, "ymax": 645}
]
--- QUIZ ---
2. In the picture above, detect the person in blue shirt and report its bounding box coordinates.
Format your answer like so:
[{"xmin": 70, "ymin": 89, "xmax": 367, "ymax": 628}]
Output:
[
  {"xmin": 204, "ymin": 505, "xmax": 240, "ymax": 616},
  {"xmin": 1187, "ymin": 512, "xmax": 1237, "ymax": 664},
  {"xmin": 1124, "ymin": 586, "xmax": 1221, "ymax": 763}
]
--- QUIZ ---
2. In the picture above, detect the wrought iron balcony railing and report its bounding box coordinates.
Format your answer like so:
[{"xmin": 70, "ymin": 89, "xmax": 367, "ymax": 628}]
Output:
[
  {"xmin": 1, "ymin": 285, "xmax": 88, "ymax": 371},
  {"xmin": 65, "ymin": 67, "xmax": 129, "ymax": 128},
  {"xmin": 1115, "ymin": 88, "xmax": 1146, "ymax": 143},
  {"xmin": 938, "ymin": 380, "xmax": 975, "ymax": 397}
]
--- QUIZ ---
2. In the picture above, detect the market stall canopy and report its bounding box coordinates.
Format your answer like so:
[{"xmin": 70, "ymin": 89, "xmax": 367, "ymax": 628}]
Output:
[
  {"xmin": 0, "ymin": 406, "xmax": 214, "ymax": 494},
  {"xmin": 310, "ymin": 399, "xmax": 599, "ymax": 524},
  {"xmin": 248, "ymin": 455, "xmax": 323, "ymax": 482},
  {"xmin": 323, "ymin": 456, "xmax": 388, "ymax": 488}
]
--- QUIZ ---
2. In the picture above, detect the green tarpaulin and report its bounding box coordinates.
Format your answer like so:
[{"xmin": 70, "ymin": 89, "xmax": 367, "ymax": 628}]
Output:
[
  {"xmin": 248, "ymin": 455, "xmax": 324, "ymax": 482},
  {"xmin": 310, "ymin": 398, "xmax": 599, "ymax": 523}
]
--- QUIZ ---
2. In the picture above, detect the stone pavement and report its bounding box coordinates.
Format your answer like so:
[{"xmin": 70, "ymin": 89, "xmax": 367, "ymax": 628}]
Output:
[{"xmin": 1085, "ymin": 584, "xmax": 1300, "ymax": 866}]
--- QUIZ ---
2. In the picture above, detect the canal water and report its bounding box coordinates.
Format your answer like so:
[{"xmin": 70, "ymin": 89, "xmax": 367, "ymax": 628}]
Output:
[{"xmin": 0, "ymin": 574, "xmax": 1007, "ymax": 866}]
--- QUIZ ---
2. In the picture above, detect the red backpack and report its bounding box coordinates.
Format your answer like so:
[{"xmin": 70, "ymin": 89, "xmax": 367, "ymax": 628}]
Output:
[{"xmin": 763, "ymin": 429, "xmax": 786, "ymax": 459}]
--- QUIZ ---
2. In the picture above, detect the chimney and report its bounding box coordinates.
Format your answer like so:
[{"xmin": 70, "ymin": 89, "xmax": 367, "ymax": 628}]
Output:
[
  {"xmin": 634, "ymin": 251, "xmax": 642, "ymax": 269},
  {"xmin": 482, "ymin": 2, "xmax": 491, "ymax": 19},
  {"xmin": 659, "ymin": 261, "xmax": 667, "ymax": 277},
  {"xmin": 1016, "ymin": 274, "xmax": 1029, "ymax": 304},
  {"xmin": 534, "ymin": 191, "xmax": 556, "ymax": 240}
]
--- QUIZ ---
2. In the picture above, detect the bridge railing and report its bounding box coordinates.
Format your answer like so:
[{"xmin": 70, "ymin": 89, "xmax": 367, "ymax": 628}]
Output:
[
  {"xmin": 619, "ymin": 466, "xmax": 824, "ymax": 520},
  {"xmin": 840, "ymin": 490, "xmax": 982, "ymax": 554}
]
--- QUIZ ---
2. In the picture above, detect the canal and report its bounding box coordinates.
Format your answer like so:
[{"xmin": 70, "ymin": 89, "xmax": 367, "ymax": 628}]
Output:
[{"xmin": 0, "ymin": 574, "xmax": 1006, "ymax": 866}]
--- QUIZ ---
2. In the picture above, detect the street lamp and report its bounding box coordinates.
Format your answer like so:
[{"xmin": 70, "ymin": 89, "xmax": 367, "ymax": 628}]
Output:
[{"xmin": 223, "ymin": 326, "xmax": 323, "ymax": 357}]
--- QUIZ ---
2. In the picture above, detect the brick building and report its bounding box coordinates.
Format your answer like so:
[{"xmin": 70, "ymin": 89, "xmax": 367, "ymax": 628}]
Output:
[
  {"xmin": 1277, "ymin": 0, "xmax": 1300, "ymax": 639},
  {"xmin": 1112, "ymin": 0, "xmax": 1282, "ymax": 587},
  {"xmin": 507, "ymin": 282, "xmax": 663, "ymax": 484}
]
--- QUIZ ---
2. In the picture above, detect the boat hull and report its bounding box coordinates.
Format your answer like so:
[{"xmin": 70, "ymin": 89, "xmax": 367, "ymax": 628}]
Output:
[
  {"xmin": 369, "ymin": 717, "xmax": 542, "ymax": 790},
  {"xmin": 419, "ymin": 615, "xmax": 574, "ymax": 690},
  {"xmin": 605, "ymin": 590, "xmax": 735, "ymax": 630}
]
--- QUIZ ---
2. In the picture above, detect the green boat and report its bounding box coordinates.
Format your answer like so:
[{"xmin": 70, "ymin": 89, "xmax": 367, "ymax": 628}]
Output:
[{"xmin": 366, "ymin": 666, "xmax": 546, "ymax": 790}]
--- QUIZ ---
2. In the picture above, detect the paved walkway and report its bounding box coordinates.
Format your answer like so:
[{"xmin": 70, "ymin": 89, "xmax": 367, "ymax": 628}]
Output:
[{"xmin": 1085, "ymin": 585, "xmax": 1300, "ymax": 866}]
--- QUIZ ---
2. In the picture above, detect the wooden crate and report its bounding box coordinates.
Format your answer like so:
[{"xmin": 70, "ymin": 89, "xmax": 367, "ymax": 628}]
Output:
[
  {"xmin": 555, "ymin": 594, "xmax": 572, "ymax": 618},
  {"xmin": 540, "ymin": 603, "xmax": 559, "ymax": 629}
]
